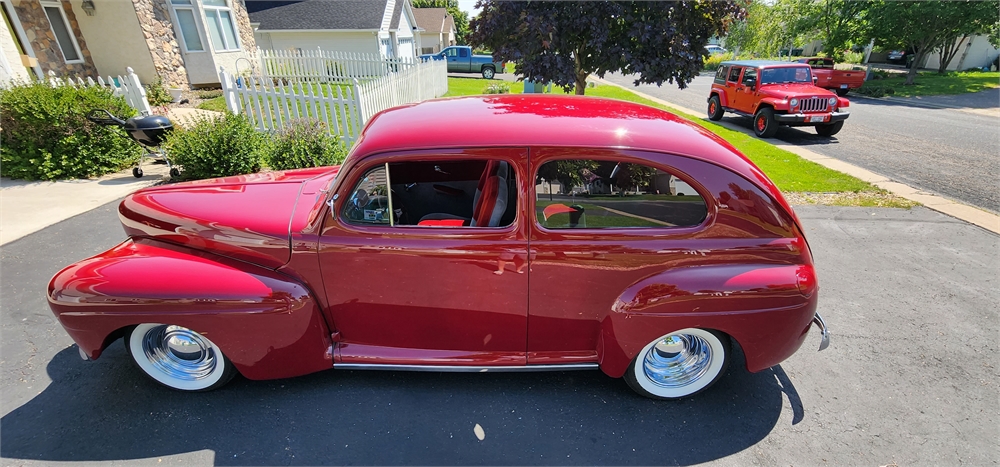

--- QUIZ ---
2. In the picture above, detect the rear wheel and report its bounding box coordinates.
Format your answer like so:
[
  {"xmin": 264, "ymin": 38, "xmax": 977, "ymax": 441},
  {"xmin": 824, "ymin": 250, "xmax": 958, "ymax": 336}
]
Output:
[
  {"xmin": 815, "ymin": 120, "xmax": 844, "ymax": 137},
  {"xmin": 482, "ymin": 66, "xmax": 495, "ymax": 79},
  {"xmin": 753, "ymin": 107, "xmax": 778, "ymax": 138},
  {"xmin": 126, "ymin": 323, "xmax": 236, "ymax": 391},
  {"xmin": 707, "ymin": 95, "xmax": 724, "ymax": 121},
  {"xmin": 625, "ymin": 328, "xmax": 731, "ymax": 400}
]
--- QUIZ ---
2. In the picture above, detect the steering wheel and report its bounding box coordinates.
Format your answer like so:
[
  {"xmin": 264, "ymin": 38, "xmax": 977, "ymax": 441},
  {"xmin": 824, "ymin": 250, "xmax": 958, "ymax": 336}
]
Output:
[{"xmin": 344, "ymin": 188, "xmax": 370, "ymax": 221}]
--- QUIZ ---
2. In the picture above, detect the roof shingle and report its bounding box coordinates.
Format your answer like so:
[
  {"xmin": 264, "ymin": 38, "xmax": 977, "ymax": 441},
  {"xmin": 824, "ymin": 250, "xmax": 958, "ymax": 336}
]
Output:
[{"xmin": 247, "ymin": 0, "xmax": 389, "ymax": 31}]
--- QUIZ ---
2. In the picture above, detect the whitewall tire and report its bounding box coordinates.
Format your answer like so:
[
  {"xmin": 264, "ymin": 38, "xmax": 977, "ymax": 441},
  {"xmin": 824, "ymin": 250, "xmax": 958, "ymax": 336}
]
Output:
[
  {"xmin": 625, "ymin": 328, "xmax": 730, "ymax": 400},
  {"xmin": 126, "ymin": 323, "xmax": 236, "ymax": 391}
]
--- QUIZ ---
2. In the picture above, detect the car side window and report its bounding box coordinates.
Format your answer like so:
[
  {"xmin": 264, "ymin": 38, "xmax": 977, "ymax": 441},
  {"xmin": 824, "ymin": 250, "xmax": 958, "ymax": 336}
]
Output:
[
  {"xmin": 445, "ymin": 48, "xmax": 457, "ymax": 57},
  {"xmin": 342, "ymin": 165, "xmax": 391, "ymax": 225},
  {"xmin": 459, "ymin": 48, "xmax": 469, "ymax": 58},
  {"xmin": 534, "ymin": 159, "xmax": 708, "ymax": 229},
  {"xmin": 742, "ymin": 67, "xmax": 757, "ymax": 86},
  {"xmin": 714, "ymin": 65, "xmax": 729, "ymax": 84},
  {"xmin": 727, "ymin": 66, "xmax": 742, "ymax": 83},
  {"xmin": 342, "ymin": 159, "xmax": 517, "ymax": 228}
]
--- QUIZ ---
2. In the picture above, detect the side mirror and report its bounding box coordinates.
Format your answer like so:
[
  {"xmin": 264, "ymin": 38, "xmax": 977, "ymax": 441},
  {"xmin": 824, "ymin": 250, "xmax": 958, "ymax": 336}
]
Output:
[
  {"xmin": 812, "ymin": 76, "xmax": 818, "ymax": 84},
  {"xmin": 744, "ymin": 77, "xmax": 756, "ymax": 89}
]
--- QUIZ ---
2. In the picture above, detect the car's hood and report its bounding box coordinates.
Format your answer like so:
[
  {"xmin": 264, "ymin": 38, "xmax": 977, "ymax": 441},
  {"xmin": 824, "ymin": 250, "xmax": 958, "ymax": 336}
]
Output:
[
  {"xmin": 759, "ymin": 83, "xmax": 836, "ymax": 98},
  {"xmin": 119, "ymin": 167, "xmax": 338, "ymax": 269}
]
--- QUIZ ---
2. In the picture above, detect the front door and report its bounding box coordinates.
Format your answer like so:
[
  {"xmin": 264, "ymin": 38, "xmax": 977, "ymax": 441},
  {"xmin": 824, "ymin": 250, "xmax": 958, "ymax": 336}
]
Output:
[
  {"xmin": 725, "ymin": 66, "xmax": 744, "ymax": 111},
  {"xmin": 318, "ymin": 149, "xmax": 529, "ymax": 367}
]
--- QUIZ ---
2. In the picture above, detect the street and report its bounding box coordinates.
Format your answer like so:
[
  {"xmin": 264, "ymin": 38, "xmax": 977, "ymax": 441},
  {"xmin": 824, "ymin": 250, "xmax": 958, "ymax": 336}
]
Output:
[
  {"xmin": 602, "ymin": 73, "xmax": 1000, "ymax": 214},
  {"xmin": 2, "ymin": 200, "xmax": 997, "ymax": 466}
]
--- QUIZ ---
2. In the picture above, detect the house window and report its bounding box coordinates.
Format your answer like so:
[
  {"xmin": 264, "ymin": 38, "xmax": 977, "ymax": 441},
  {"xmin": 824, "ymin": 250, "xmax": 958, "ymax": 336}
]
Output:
[
  {"xmin": 170, "ymin": 0, "xmax": 204, "ymax": 52},
  {"xmin": 202, "ymin": 0, "xmax": 240, "ymax": 52},
  {"xmin": 40, "ymin": 1, "xmax": 82, "ymax": 63}
]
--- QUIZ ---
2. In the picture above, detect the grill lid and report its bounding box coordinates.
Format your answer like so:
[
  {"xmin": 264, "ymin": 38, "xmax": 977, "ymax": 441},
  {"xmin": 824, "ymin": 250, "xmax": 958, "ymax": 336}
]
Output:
[{"xmin": 124, "ymin": 115, "xmax": 173, "ymax": 132}]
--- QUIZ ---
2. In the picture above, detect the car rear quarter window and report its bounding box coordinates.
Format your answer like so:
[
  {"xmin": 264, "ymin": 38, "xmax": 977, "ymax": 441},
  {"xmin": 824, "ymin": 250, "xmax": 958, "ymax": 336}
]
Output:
[{"xmin": 534, "ymin": 159, "xmax": 707, "ymax": 229}]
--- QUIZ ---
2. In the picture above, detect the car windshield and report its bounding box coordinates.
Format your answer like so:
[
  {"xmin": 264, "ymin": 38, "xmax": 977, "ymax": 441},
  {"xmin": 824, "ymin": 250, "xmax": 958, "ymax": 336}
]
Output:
[{"xmin": 760, "ymin": 67, "xmax": 812, "ymax": 84}]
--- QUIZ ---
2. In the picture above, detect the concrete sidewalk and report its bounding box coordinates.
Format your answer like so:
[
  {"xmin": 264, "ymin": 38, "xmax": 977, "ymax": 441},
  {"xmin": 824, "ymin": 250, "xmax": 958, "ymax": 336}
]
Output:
[{"xmin": 0, "ymin": 108, "xmax": 218, "ymax": 246}]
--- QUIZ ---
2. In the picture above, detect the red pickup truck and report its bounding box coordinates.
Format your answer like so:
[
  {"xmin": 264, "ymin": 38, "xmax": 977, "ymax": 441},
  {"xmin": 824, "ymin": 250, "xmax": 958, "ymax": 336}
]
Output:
[{"xmin": 797, "ymin": 57, "xmax": 865, "ymax": 96}]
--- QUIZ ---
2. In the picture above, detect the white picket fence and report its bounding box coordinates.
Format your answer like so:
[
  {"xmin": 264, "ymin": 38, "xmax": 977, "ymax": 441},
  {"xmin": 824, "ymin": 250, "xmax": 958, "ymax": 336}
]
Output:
[
  {"xmin": 220, "ymin": 57, "xmax": 447, "ymax": 146},
  {"xmin": 356, "ymin": 58, "xmax": 447, "ymax": 121},
  {"xmin": 220, "ymin": 72, "xmax": 364, "ymax": 146},
  {"xmin": 46, "ymin": 67, "xmax": 152, "ymax": 115},
  {"xmin": 257, "ymin": 48, "xmax": 419, "ymax": 84}
]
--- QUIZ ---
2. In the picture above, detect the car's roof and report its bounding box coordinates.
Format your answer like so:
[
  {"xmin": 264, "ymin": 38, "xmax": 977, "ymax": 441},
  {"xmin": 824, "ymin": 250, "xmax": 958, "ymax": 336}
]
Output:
[
  {"xmin": 349, "ymin": 94, "xmax": 761, "ymax": 182},
  {"xmin": 721, "ymin": 60, "xmax": 808, "ymax": 68}
]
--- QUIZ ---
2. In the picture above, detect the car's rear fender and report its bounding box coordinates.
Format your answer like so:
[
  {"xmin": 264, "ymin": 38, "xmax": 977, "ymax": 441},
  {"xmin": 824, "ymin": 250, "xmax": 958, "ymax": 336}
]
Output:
[
  {"xmin": 597, "ymin": 262, "xmax": 818, "ymax": 378},
  {"xmin": 47, "ymin": 238, "xmax": 333, "ymax": 380}
]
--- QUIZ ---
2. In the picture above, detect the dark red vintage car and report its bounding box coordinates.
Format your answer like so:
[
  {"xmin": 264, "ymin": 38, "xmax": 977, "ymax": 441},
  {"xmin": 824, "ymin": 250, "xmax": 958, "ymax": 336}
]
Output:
[{"xmin": 48, "ymin": 95, "xmax": 829, "ymax": 399}]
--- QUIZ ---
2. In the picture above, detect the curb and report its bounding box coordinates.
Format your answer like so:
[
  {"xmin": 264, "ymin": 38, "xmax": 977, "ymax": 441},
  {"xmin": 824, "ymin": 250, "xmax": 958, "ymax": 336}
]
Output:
[{"xmin": 594, "ymin": 77, "xmax": 1000, "ymax": 235}]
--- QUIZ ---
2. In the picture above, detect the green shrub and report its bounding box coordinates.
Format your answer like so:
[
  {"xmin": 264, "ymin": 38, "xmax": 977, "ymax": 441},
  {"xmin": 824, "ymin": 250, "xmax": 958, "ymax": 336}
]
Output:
[
  {"xmin": 197, "ymin": 89, "xmax": 223, "ymax": 99},
  {"xmin": 854, "ymin": 83, "xmax": 896, "ymax": 98},
  {"xmin": 165, "ymin": 113, "xmax": 267, "ymax": 180},
  {"xmin": 841, "ymin": 51, "xmax": 864, "ymax": 64},
  {"xmin": 0, "ymin": 82, "xmax": 143, "ymax": 180},
  {"xmin": 703, "ymin": 52, "xmax": 734, "ymax": 71},
  {"xmin": 483, "ymin": 82, "xmax": 510, "ymax": 94},
  {"xmin": 145, "ymin": 76, "xmax": 173, "ymax": 107},
  {"xmin": 266, "ymin": 119, "xmax": 347, "ymax": 171}
]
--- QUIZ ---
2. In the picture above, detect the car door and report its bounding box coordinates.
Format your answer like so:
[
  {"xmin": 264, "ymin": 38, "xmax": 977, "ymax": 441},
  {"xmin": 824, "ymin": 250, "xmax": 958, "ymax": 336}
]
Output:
[
  {"xmin": 443, "ymin": 47, "xmax": 460, "ymax": 72},
  {"xmin": 737, "ymin": 67, "xmax": 758, "ymax": 112},
  {"xmin": 726, "ymin": 66, "xmax": 744, "ymax": 111},
  {"xmin": 457, "ymin": 47, "xmax": 471, "ymax": 72},
  {"xmin": 526, "ymin": 149, "xmax": 712, "ymax": 364},
  {"xmin": 318, "ymin": 148, "xmax": 530, "ymax": 367}
]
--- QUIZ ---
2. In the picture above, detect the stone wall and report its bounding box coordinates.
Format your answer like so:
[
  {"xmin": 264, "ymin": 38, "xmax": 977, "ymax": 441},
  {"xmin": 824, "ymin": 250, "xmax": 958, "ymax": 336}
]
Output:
[
  {"xmin": 11, "ymin": 0, "xmax": 97, "ymax": 78},
  {"xmin": 131, "ymin": 0, "xmax": 188, "ymax": 88},
  {"xmin": 232, "ymin": 0, "xmax": 256, "ymax": 56}
]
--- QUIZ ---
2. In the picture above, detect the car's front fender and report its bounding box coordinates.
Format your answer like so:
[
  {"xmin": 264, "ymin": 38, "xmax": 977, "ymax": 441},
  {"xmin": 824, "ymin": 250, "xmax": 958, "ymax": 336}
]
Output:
[{"xmin": 47, "ymin": 238, "xmax": 333, "ymax": 380}]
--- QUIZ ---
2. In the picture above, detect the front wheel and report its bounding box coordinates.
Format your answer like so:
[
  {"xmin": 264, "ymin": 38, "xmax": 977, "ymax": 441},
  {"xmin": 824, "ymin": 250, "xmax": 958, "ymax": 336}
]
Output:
[
  {"xmin": 815, "ymin": 120, "xmax": 844, "ymax": 137},
  {"xmin": 707, "ymin": 95, "xmax": 724, "ymax": 121},
  {"xmin": 625, "ymin": 328, "xmax": 731, "ymax": 400},
  {"xmin": 753, "ymin": 107, "xmax": 778, "ymax": 138},
  {"xmin": 482, "ymin": 66, "xmax": 495, "ymax": 79},
  {"xmin": 126, "ymin": 323, "xmax": 237, "ymax": 391}
]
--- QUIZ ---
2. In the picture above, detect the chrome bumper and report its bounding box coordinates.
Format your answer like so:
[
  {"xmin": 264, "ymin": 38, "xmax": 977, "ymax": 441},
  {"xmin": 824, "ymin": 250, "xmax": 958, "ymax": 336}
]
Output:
[{"xmin": 813, "ymin": 312, "xmax": 830, "ymax": 351}]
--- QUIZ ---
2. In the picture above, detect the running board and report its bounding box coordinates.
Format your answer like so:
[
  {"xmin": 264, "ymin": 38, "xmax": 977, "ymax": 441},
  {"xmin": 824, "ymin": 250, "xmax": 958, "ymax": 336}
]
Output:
[{"xmin": 335, "ymin": 363, "xmax": 599, "ymax": 373}]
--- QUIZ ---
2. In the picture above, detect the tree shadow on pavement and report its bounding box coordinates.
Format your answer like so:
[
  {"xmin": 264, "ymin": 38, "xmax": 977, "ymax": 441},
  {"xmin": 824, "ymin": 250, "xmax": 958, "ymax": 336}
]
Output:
[{"xmin": 1, "ymin": 343, "xmax": 802, "ymax": 466}]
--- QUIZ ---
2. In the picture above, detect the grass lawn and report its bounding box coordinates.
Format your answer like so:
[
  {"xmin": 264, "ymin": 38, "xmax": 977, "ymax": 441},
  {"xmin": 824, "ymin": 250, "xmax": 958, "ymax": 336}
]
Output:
[
  {"xmin": 864, "ymin": 71, "xmax": 999, "ymax": 97},
  {"xmin": 443, "ymin": 77, "xmax": 523, "ymax": 97},
  {"xmin": 197, "ymin": 96, "xmax": 227, "ymax": 112},
  {"xmin": 438, "ymin": 76, "xmax": 914, "ymax": 208}
]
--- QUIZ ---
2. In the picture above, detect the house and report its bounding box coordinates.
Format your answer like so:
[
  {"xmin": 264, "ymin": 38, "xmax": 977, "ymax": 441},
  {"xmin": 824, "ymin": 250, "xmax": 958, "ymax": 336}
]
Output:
[
  {"xmin": 248, "ymin": 0, "xmax": 420, "ymax": 59},
  {"xmin": 0, "ymin": 0, "xmax": 257, "ymax": 88},
  {"xmin": 411, "ymin": 7, "xmax": 454, "ymax": 55}
]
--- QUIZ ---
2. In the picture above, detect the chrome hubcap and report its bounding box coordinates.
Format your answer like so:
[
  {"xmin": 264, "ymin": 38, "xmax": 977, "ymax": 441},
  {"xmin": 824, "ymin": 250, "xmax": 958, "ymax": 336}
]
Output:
[
  {"xmin": 642, "ymin": 333, "xmax": 714, "ymax": 388},
  {"xmin": 141, "ymin": 325, "xmax": 218, "ymax": 381}
]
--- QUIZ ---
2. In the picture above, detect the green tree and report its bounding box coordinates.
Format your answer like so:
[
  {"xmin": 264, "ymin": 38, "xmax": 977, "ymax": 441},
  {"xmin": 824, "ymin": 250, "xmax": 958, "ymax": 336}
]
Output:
[
  {"xmin": 724, "ymin": 0, "xmax": 809, "ymax": 59},
  {"xmin": 412, "ymin": 0, "xmax": 471, "ymax": 44},
  {"xmin": 808, "ymin": 0, "xmax": 868, "ymax": 61},
  {"xmin": 470, "ymin": 1, "xmax": 745, "ymax": 95},
  {"xmin": 863, "ymin": 0, "xmax": 1000, "ymax": 84}
]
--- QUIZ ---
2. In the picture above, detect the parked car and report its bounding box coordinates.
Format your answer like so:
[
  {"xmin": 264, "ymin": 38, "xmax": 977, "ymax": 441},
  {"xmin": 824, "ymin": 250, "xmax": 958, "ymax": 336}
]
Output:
[
  {"xmin": 48, "ymin": 95, "xmax": 829, "ymax": 399},
  {"xmin": 420, "ymin": 45, "xmax": 504, "ymax": 79},
  {"xmin": 796, "ymin": 57, "xmax": 866, "ymax": 96},
  {"xmin": 705, "ymin": 45, "xmax": 727, "ymax": 55},
  {"xmin": 707, "ymin": 60, "xmax": 851, "ymax": 137},
  {"xmin": 887, "ymin": 49, "xmax": 909, "ymax": 65}
]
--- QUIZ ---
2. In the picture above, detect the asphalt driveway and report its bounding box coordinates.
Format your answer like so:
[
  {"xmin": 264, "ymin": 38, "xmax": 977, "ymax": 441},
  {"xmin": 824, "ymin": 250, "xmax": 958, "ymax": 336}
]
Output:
[{"xmin": 1, "ymin": 200, "xmax": 997, "ymax": 466}]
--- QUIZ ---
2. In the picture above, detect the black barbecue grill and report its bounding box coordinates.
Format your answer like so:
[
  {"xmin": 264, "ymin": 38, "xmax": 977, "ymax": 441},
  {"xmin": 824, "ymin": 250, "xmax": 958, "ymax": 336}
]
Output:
[{"xmin": 87, "ymin": 109, "xmax": 177, "ymax": 178}]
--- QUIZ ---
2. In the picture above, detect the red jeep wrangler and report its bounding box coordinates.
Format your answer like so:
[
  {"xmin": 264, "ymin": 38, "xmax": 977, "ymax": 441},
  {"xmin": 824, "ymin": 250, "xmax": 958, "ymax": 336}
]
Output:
[{"xmin": 707, "ymin": 60, "xmax": 850, "ymax": 138}]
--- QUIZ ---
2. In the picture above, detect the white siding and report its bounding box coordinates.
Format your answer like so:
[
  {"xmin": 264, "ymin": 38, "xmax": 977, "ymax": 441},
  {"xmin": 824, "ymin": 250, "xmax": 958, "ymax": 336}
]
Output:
[
  {"xmin": 73, "ymin": 0, "xmax": 157, "ymax": 84},
  {"xmin": 265, "ymin": 31, "xmax": 379, "ymax": 56},
  {"xmin": 925, "ymin": 35, "xmax": 1000, "ymax": 71}
]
